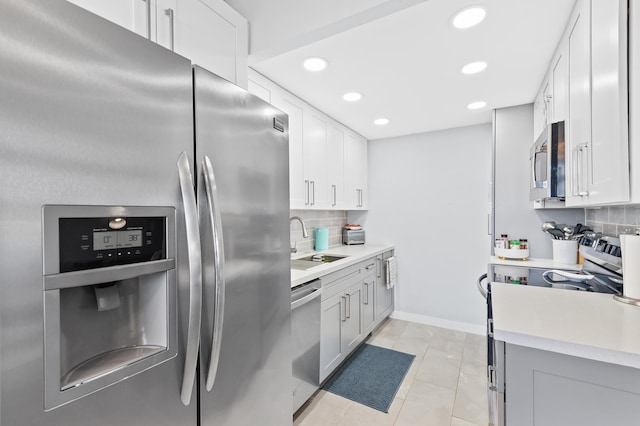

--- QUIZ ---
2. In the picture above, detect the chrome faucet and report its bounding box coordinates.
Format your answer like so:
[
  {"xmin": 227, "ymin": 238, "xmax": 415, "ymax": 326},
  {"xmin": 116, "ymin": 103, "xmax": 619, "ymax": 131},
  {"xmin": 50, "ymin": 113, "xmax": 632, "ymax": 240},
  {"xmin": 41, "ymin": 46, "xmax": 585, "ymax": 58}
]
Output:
[{"xmin": 290, "ymin": 216, "xmax": 309, "ymax": 253}]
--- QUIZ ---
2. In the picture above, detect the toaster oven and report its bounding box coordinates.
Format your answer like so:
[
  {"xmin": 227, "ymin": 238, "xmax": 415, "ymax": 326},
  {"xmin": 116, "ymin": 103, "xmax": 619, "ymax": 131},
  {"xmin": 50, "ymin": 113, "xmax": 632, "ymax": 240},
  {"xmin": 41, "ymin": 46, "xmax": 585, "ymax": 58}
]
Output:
[{"xmin": 342, "ymin": 229, "xmax": 365, "ymax": 245}]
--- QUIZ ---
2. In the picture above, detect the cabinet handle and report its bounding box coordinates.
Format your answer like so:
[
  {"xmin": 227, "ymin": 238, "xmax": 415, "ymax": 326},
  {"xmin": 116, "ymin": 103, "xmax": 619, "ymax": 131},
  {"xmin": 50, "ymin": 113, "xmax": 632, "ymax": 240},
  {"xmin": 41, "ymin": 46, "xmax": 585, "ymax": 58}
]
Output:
[
  {"xmin": 310, "ymin": 181, "xmax": 315, "ymax": 206},
  {"xmin": 577, "ymin": 143, "xmax": 589, "ymax": 197},
  {"xmin": 164, "ymin": 8, "xmax": 175, "ymax": 52},
  {"xmin": 488, "ymin": 318, "xmax": 494, "ymax": 338},
  {"xmin": 346, "ymin": 293, "xmax": 351, "ymax": 319},
  {"xmin": 332, "ymin": 184, "xmax": 336, "ymax": 207},
  {"xmin": 304, "ymin": 180, "xmax": 309, "ymax": 206},
  {"xmin": 143, "ymin": 0, "xmax": 151, "ymax": 40},
  {"xmin": 366, "ymin": 263, "xmax": 375, "ymax": 270},
  {"xmin": 364, "ymin": 283, "xmax": 369, "ymax": 305},
  {"xmin": 341, "ymin": 295, "xmax": 347, "ymax": 322}
]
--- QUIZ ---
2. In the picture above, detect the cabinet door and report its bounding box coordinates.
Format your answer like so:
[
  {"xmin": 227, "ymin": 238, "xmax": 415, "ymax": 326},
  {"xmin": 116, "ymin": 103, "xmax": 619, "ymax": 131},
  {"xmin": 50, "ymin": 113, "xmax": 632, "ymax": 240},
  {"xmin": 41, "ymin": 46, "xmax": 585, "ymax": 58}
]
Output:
[
  {"xmin": 320, "ymin": 292, "xmax": 344, "ymax": 382},
  {"xmin": 272, "ymin": 93, "xmax": 306, "ymax": 209},
  {"xmin": 170, "ymin": 0, "xmax": 248, "ymax": 87},
  {"xmin": 375, "ymin": 254, "xmax": 394, "ymax": 321},
  {"xmin": 304, "ymin": 113, "xmax": 329, "ymax": 208},
  {"xmin": 532, "ymin": 87, "xmax": 546, "ymax": 140},
  {"xmin": 566, "ymin": 0, "xmax": 591, "ymax": 206},
  {"xmin": 345, "ymin": 133, "xmax": 368, "ymax": 209},
  {"xmin": 362, "ymin": 278, "xmax": 375, "ymax": 333},
  {"xmin": 67, "ymin": 0, "xmax": 149, "ymax": 37},
  {"xmin": 343, "ymin": 282, "xmax": 363, "ymax": 354},
  {"xmin": 552, "ymin": 43, "xmax": 569, "ymax": 123},
  {"xmin": 326, "ymin": 124, "xmax": 345, "ymax": 209},
  {"xmin": 588, "ymin": 0, "xmax": 629, "ymax": 204},
  {"xmin": 505, "ymin": 344, "xmax": 640, "ymax": 426}
]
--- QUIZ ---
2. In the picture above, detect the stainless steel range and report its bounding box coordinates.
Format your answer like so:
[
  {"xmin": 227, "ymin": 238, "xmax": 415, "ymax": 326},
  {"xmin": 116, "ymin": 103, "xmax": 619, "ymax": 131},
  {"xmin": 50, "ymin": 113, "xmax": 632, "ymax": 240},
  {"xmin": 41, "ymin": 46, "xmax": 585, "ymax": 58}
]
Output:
[{"xmin": 477, "ymin": 235, "xmax": 624, "ymax": 426}]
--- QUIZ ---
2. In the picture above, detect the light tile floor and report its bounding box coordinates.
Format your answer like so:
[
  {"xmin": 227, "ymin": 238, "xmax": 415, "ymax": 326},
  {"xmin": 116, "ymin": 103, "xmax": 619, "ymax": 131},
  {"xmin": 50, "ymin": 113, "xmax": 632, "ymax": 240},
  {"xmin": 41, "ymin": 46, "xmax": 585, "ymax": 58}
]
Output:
[{"xmin": 294, "ymin": 318, "xmax": 488, "ymax": 426}]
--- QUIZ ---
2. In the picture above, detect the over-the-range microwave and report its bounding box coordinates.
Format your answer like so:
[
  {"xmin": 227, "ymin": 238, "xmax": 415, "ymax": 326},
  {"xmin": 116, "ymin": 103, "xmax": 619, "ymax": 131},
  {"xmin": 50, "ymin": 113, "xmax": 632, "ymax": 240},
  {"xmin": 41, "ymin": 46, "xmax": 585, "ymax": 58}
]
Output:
[{"xmin": 529, "ymin": 121, "xmax": 565, "ymax": 201}]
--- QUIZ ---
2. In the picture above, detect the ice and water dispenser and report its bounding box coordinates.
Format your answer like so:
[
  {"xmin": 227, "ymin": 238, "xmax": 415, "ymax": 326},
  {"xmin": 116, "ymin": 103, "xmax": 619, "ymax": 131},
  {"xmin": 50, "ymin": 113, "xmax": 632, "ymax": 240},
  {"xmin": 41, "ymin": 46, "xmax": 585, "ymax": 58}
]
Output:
[{"xmin": 42, "ymin": 206, "xmax": 177, "ymax": 410}]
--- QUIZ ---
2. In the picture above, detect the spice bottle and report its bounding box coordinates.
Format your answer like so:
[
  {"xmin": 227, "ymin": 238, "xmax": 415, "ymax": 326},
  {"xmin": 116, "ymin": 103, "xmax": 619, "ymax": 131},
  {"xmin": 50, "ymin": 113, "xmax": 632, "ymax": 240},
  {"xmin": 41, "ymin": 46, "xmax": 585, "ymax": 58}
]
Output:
[{"xmin": 509, "ymin": 240, "xmax": 521, "ymax": 250}]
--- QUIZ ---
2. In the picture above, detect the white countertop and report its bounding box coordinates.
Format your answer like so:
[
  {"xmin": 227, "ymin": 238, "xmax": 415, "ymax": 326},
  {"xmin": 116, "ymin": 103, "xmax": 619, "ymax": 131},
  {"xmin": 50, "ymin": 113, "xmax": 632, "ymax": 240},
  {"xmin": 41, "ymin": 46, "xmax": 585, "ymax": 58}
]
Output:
[
  {"xmin": 492, "ymin": 282, "xmax": 640, "ymax": 369},
  {"xmin": 490, "ymin": 256, "xmax": 582, "ymax": 271},
  {"xmin": 291, "ymin": 243, "xmax": 394, "ymax": 288}
]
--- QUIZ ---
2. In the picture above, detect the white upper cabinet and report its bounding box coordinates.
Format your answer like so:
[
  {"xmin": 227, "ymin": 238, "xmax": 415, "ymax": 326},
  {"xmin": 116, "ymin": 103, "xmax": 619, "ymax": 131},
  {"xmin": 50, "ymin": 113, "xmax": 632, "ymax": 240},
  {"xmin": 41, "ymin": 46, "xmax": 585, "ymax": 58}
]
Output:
[
  {"xmin": 630, "ymin": 0, "xmax": 640, "ymax": 202},
  {"xmin": 274, "ymin": 94, "xmax": 306, "ymax": 209},
  {"xmin": 551, "ymin": 42, "xmax": 569, "ymax": 123},
  {"xmin": 168, "ymin": 0, "xmax": 248, "ymax": 88},
  {"xmin": 304, "ymin": 113, "xmax": 329, "ymax": 208},
  {"xmin": 345, "ymin": 132, "xmax": 368, "ymax": 210},
  {"xmin": 565, "ymin": 0, "xmax": 629, "ymax": 206},
  {"xmin": 588, "ymin": 0, "xmax": 629, "ymax": 204},
  {"xmin": 566, "ymin": 0, "xmax": 592, "ymax": 205},
  {"xmin": 326, "ymin": 124, "xmax": 346, "ymax": 209},
  {"xmin": 247, "ymin": 70, "xmax": 368, "ymax": 211},
  {"xmin": 67, "ymin": 0, "xmax": 248, "ymax": 88},
  {"xmin": 66, "ymin": 0, "xmax": 149, "ymax": 37}
]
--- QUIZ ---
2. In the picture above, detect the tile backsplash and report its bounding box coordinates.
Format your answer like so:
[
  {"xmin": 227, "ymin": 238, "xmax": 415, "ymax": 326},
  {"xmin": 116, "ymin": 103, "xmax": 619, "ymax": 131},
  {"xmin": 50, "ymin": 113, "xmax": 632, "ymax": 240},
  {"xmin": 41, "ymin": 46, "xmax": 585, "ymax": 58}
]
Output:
[
  {"xmin": 289, "ymin": 209, "xmax": 348, "ymax": 253},
  {"xmin": 586, "ymin": 205, "xmax": 640, "ymax": 236}
]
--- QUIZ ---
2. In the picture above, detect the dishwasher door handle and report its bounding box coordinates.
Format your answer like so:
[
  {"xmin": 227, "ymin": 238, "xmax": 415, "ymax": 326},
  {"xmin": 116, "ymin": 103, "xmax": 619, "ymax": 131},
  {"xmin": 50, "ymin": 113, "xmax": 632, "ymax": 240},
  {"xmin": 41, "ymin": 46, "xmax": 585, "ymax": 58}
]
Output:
[{"xmin": 291, "ymin": 287, "xmax": 322, "ymax": 310}]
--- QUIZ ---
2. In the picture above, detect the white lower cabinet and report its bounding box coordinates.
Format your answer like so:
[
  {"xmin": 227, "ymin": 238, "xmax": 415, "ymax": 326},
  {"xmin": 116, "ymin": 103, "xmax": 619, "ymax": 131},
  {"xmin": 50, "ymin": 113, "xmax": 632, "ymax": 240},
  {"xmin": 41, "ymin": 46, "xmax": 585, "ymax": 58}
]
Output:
[
  {"xmin": 504, "ymin": 343, "xmax": 640, "ymax": 426},
  {"xmin": 320, "ymin": 277, "xmax": 363, "ymax": 382},
  {"xmin": 375, "ymin": 252, "xmax": 394, "ymax": 323},
  {"xmin": 319, "ymin": 251, "xmax": 394, "ymax": 383},
  {"xmin": 362, "ymin": 276, "xmax": 375, "ymax": 334}
]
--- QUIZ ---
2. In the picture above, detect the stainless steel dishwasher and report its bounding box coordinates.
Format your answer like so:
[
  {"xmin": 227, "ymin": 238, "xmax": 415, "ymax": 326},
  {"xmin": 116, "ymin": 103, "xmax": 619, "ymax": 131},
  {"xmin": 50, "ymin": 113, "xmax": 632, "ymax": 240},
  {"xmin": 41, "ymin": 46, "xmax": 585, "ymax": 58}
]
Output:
[{"xmin": 291, "ymin": 279, "xmax": 322, "ymax": 413}]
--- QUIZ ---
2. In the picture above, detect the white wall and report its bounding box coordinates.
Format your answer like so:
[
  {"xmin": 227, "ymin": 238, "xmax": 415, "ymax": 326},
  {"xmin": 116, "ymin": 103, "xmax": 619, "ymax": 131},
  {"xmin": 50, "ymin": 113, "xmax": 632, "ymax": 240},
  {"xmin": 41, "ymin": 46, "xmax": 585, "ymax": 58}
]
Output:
[{"xmin": 349, "ymin": 124, "xmax": 492, "ymax": 333}]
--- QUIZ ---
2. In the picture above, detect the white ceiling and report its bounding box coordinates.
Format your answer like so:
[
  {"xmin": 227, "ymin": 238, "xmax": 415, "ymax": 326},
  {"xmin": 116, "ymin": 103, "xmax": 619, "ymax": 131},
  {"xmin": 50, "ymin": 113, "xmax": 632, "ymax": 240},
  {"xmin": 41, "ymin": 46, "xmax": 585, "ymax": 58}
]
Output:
[{"xmin": 228, "ymin": 0, "xmax": 576, "ymax": 140}]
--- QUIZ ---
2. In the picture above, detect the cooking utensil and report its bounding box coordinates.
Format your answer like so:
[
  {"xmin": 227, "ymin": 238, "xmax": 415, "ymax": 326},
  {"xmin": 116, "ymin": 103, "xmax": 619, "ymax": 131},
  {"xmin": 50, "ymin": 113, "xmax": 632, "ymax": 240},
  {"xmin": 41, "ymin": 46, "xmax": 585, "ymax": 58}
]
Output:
[
  {"xmin": 541, "ymin": 221, "xmax": 556, "ymax": 232},
  {"xmin": 574, "ymin": 223, "xmax": 583, "ymax": 235},
  {"xmin": 562, "ymin": 225, "xmax": 575, "ymax": 239},
  {"xmin": 548, "ymin": 228, "xmax": 565, "ymax": 240}
]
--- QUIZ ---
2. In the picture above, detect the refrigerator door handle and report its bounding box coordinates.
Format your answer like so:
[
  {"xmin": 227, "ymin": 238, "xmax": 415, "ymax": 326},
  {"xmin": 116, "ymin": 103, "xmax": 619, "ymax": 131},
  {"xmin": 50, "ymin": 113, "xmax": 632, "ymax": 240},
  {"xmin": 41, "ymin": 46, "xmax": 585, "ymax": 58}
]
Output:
[
  {"xmin": 177, "ymin": 152, "xmax": 203, "ymax": 405},
  {"xmin": 202, "ymin": 156, "xmax": 226, "ymax": 392}
]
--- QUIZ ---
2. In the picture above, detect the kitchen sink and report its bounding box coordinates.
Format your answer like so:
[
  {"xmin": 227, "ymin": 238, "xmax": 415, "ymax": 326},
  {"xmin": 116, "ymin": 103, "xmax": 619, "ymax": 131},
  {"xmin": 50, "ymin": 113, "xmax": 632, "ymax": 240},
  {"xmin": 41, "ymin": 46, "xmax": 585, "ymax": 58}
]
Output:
[{"xmin": 291, "ymin": 254, "xmax": 348, "ymax": 271}]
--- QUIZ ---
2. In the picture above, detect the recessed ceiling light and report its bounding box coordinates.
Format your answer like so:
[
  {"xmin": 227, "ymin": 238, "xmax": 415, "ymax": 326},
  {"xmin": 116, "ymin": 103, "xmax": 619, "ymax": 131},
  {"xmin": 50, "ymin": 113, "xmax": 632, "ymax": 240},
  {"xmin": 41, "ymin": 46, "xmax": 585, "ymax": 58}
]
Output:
[
  {"xmin": 343, "ymin": 92, "xmax": 363, "ymax": 102},
  {"xmin": 452, "ymin": 6, "xmax": 486, "ymax": 29},
  {"xmin": 303, "ymin": 57, "xmax": 328, "ymax": 71},
  {"xmin": 374, "ymin": 118, "xmax": 390, "ymax": 125},
  {"xmin": 461, "ymin": 61, "xmax": 488, "ymax": 74},
  {"xmin": 467, "ymin": 101, "xmax": 487, "ymax": 110}
]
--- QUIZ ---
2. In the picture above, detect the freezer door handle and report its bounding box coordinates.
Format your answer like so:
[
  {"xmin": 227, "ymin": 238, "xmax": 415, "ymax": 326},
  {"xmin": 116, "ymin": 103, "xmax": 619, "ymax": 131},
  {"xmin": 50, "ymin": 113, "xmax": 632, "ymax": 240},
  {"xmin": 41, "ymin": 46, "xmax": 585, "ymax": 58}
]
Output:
[
  {"xmin": 177, "ymin": 152, "xmax": 203, "ymax": 405},
  {"xmin": 202, "ymin": 156, "xmax": 226, "ymax": 392}
]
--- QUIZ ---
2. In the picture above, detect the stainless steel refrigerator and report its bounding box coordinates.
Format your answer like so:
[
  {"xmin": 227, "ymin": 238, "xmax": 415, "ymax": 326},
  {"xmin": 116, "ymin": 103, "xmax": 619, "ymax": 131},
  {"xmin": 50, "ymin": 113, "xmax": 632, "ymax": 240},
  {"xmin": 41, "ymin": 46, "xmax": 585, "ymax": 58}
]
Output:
[{"xmin": 0, "ymin": 1, "xmax": 292, "ymax": 425}]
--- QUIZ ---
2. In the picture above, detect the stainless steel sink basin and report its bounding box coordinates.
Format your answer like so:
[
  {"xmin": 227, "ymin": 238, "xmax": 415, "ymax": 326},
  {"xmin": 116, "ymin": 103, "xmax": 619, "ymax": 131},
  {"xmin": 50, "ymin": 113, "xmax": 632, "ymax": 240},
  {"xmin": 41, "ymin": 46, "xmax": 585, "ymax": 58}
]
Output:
[{"xmin": 291, "ymin": 254, "xmax": 348, "ymax": 271}]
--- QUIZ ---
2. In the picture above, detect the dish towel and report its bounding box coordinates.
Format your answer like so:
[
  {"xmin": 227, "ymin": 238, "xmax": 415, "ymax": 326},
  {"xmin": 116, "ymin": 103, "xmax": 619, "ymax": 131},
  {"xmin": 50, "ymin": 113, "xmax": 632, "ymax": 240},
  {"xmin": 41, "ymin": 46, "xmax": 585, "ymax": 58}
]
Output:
[{"xmin": 386, "ymin": 256, "xmax": 397, "ymax": 289}]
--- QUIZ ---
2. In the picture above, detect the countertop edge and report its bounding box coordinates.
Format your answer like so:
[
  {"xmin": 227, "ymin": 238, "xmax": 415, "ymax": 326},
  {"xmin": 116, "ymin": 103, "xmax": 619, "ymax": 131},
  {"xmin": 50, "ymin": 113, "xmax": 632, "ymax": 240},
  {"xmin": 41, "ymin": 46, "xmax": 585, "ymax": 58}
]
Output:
[
  {"xmin": 290, "ymin": 244, "xmax": 395, "ymax": 287},
  {"xmin": 491, "ymin": 282, "xmax": 640, "ymax": 369},
  {"xmin": 494, "ymin": 329, "xmax": 640, "ymax": 370}
]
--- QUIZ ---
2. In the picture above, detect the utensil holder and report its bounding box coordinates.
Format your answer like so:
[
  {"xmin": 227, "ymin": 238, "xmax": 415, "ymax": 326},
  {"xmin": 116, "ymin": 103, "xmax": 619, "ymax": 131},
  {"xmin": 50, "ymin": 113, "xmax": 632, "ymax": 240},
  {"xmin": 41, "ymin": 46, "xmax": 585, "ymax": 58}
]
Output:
[{"xmin": 552, "ymin": 239, "xmax": 578, "ymax": 264}]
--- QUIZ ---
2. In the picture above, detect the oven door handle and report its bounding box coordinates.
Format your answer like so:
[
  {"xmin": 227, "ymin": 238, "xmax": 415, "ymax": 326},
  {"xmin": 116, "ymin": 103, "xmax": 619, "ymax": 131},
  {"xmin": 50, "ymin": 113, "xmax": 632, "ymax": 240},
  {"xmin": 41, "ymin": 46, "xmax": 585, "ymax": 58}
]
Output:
[{"xmin": 477, "ymin": 273, "xmax": 488, "ymax": 299}]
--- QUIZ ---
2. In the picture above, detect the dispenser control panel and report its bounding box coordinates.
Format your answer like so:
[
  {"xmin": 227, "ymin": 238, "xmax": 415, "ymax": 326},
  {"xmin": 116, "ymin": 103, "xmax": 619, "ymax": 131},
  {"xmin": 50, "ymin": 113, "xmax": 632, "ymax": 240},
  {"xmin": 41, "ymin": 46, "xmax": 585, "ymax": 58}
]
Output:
[{"xmin": 59, "ymin": 216, "xmax": 166, "ymax": 272}]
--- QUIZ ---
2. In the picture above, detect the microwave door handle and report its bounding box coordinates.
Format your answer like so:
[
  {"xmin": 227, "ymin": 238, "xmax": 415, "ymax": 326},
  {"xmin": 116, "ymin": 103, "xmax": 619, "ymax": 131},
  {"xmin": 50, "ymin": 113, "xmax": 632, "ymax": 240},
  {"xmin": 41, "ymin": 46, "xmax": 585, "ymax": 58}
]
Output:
[
  {"xmin": 176, "ymin": 152, "xmax": 203, "ymax": 406},
  {"xmin": 531, "ymin": 151, "xmax": 537, "ymax": 189},
  {"xmin": 201, "ymin": 156, "xmax": 226, "ymax": 392}
]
